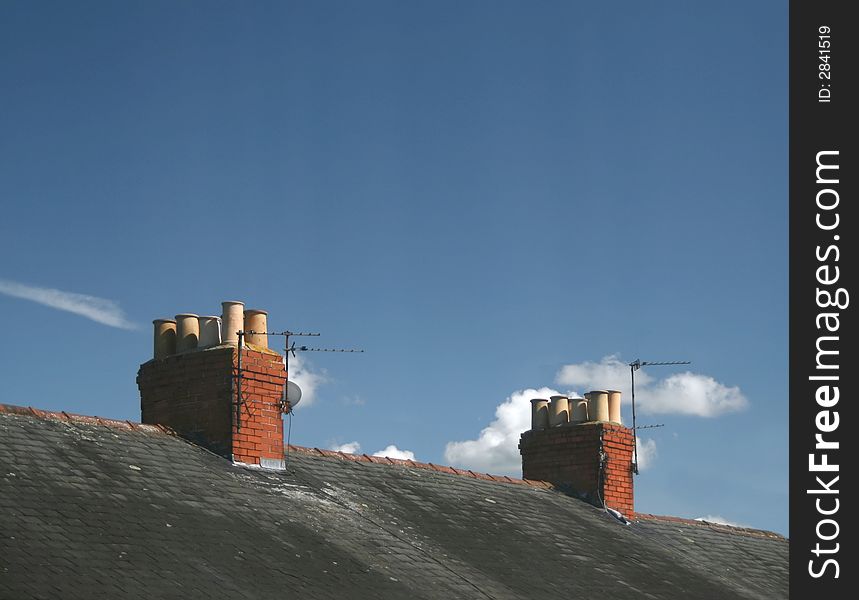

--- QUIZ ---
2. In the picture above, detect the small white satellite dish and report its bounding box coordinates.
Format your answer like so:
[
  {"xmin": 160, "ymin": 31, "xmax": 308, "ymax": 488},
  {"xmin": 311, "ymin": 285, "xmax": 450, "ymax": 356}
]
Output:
[{"xmin": 285, "ymin": 380, "xmax": 302, "ymax": 411}]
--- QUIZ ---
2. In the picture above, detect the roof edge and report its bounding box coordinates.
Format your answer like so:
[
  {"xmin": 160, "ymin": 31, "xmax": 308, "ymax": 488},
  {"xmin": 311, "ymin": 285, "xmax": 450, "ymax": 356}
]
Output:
[
  {"xmin": 285, "ymin": 444, "xmax": 555, "ymax": 490},
  {"xmin": 0, "ymin": 402, "xmax": 173, "ymax": 435},
  {"xmin": 634, "ymin": 513, "xmax": 787, "ymax": 540}
]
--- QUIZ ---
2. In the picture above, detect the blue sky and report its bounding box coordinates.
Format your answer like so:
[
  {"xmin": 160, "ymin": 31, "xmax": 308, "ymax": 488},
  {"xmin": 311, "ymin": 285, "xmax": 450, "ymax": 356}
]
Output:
[{"xmin": 0, "ymin": 1, "xmax": 787, "ymax": 534}]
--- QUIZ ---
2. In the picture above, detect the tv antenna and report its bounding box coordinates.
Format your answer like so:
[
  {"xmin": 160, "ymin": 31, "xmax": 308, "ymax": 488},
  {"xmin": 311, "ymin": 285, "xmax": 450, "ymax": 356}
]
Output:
[
  {"xmin": 628, "ymin": 359, "xmax": 691, "ymax": 474},
  {"xmin": 234, "ymin": 330, "xmax": 363, "ymax": 423},
  {"xmin": 278, "ymin": 331, "xmax": 363, "ymax": 414},
  {"xmin": 282, "ymin": 342, "xmax": 364, "ymax": 411}
]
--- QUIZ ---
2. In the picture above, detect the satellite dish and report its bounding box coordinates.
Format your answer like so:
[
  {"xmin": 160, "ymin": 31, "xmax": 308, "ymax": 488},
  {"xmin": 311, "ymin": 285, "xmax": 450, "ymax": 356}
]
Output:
[{"xmin": 284, "ymin": 380, "xmax": 302, "ymax": 411}]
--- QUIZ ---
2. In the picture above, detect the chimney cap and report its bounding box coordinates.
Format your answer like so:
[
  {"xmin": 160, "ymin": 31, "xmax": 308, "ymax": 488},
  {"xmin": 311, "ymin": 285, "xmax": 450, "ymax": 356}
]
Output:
[
  {"xmin": 153, "ymin": 318, "xmax": 176, "ymax": 324},
  {"xmin": 549, "ymin": 395, "xmax": 569, "ymax": 401},
  {"xmin": 606, "ymin": 389, "xmax": 622, "ymax": 393},
  {"xmin": 530, "ymin": 398, "xmax": 549, "ymax": 403},
  {"xmin": 222, "ymin": 300, "xmax": 244, "ymax": 305},
  {"xmin": 244, "ymin": 309, "xmax": 268, "ymax": 316},
  {"xmin": 175, "ymin": 313, "xmax": 199, "ymax": 318},
  {"xmin": 199, "ymin": 315, "xmax": 222, "ymax": 321}
]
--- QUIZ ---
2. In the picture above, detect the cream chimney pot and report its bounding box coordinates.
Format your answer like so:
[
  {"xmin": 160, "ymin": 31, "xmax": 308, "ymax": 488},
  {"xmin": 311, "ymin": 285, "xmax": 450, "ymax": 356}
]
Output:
[
  {"xmin": 198, "ymin": 316, "xmax": 222, "ymax": 348},
  {"xmin": 607, "ymin": 390, "xmax": 622, "ymax": 424},
  {"xmin": 175, "ymin": 314, "xmax": 200, "ymax": 353},
  {"xmin": 244, "ymin": 309, "xmax": 268, "ymax": 349},
  {"xmin": 152, "ymin": 319, "xmax": 177, "ymax": 359},
  {"xmin": 570, "ymin": 398, "xmax": 589, "ymax": 423},
  {"xmin": 586, "ymin": 390, "xmax": 610, "ymax": 422},
  {"xmin": 548, "ymin": 395, "xmax": 570, "ymax": 427},
  {"xmin": 221, "ymin": 301, "xmax": 244, "ymax": 345},
  {"xmin": 530, "ymin": 399, "xmax": 549, "ymax": 430}
]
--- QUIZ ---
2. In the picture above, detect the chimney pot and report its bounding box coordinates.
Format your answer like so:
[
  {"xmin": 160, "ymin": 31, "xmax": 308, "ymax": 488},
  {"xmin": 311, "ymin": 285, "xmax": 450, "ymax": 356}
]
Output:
[
  {"xmin": 243, "ymin": 309, "xmax": 268, "ymax": 349},
  {"xmin": 220, "ymin": 301, "xmax": 244, "ymax": 345},
  {"xmin": 530, "ymin": 398, "xmax": 549, "ymax": 430},
  {"xmin": 198, "ymin": 316, "xmax": 222, "ymax": 348},
  {"xmin": 548, "ymin": 395, "xmax": 570, "ymax": 427},
  {"xmin": 175, "ymin": 314, "xmax": 200, "ymax": 353},
  {"xmin": 152, "ymin": 319, "xmax": 177, "ymax": 360},
  {"xmin": 586, "ymin": 390, "xmax": 610, "ymax": 422},
  {"xmin": 569, "ymin": 397, "xmax": 588, "ymax": 423},
  {"xmin": 607, "ymin": 390, "xmax": 622, "ymax": 424}
]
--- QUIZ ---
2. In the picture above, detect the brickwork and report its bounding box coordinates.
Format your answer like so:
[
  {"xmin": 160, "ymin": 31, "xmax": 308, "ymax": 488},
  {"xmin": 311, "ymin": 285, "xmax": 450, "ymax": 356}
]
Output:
[
  {"xmin": 137, "ymin": 345, "xmax": 285, "ymax": 467},
  {"xmin": 519, "ymin": 422, "xmax": 634, "ymax": 515},
  {"xmin": 231, "ymin": 347, "xmax": 286, "ymax": 467}
]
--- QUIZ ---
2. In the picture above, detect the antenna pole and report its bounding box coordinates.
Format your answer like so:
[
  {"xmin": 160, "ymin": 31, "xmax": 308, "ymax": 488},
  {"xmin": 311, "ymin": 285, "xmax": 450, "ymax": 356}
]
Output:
[
  {"xmin": 627, "ymin": 358, "xmax": 690, "ymax": 476},
  {"xmin": 236, "ymin": 331, "xmax": 244, "ymax": 431},
  {"xmin": 631, "ymin": 363, "xmax": 638, "ymax": 474},
  {"xmin": 281, "ymin": 332, "xmax": 303, "ymax": 413}
]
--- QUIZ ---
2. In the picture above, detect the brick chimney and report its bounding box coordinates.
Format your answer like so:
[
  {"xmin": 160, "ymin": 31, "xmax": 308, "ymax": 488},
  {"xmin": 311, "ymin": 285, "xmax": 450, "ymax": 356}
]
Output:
[
  {"xmin": 137, "ymin": 305, "xmax": 287, "ymax": 469},
  {"xmin": 519, "ymin": 392, "xmax": 635, "ymax": 516}
]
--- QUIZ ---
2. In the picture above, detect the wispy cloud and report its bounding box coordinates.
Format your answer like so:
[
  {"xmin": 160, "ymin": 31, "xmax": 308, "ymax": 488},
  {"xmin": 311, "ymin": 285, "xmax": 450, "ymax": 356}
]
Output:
[
  {"xmin": 340, "ymin": 395, "xmax": 366, "ymax": 407},
  {"xmin": 0, "ymin": 278, "xmax": 137, "ymax": 330},
  {"xmin": 285, "ymin": 353, "xmax": 327, "ymax": 409},
  {"xmin": 329, "ymin": 441, "xmax": 362, "ymax": 454},
  {"xmin": 694, "ymin": 515, "xmax": 747, "ymax": 528},
  {"xmin": 636, "ymin": 437, "xmax": 658, "ymax": 470}
]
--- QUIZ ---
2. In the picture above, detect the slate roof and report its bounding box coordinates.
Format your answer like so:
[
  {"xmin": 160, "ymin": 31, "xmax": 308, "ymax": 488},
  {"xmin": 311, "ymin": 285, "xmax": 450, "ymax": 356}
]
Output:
[{"xmin": 0, "ymin": 405, "xmax": 788, "ymax": 599}]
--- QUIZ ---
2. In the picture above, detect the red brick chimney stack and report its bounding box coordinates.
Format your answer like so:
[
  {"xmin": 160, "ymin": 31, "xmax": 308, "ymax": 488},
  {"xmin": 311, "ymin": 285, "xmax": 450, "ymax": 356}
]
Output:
[
  {"xmin": 137, "ymin": 303, "xmax": 287, "ymax": 469},
  {"xmin": 519, "ymin": 392, "xmax": 635, "ymax": 516}
]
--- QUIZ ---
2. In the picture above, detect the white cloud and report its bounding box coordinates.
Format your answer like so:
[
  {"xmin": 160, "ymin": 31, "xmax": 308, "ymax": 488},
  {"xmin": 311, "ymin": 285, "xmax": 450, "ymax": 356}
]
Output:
[
  {"xmin": 695, "ymin": 515, "xmax": 747, "ymax": 528},
  {"xmin": 0, "ymin": 278, "xmax": 137, "ymax": 330},
  {"xmin": 372, "ymin": 445, "xmax": 415, "ymax": 461},
  {"xmin": 330, "ymin": 441, "xmax": 362, "ymax": 454},
  {"xmin": 444, "ymin": 387, "xmax": 560, "ymax": 475},
  {"xmin": 284, "ymin": 352, "xmax": 327, "ymax": 409},
  {"xmin": 555, "ymin": 355, "xmax": 747, "ymax": 418},
  {"xmin": 635, "ymin": 437, "xmax": 657, "ymax": 470},
  {"xmin": 644, "ymin": 372, "xmax": 747, "ymax": 417}
]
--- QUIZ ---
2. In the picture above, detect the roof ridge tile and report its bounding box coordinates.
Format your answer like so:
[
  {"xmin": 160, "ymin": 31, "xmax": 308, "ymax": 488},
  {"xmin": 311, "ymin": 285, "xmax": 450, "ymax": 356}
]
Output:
[
  {"xmin": 0, "ymin": 403, "xmax": 171, "ymax": 436},
  {"xmin": 634, "ymin": 513, "xmax": 786, "ymax": 540}
]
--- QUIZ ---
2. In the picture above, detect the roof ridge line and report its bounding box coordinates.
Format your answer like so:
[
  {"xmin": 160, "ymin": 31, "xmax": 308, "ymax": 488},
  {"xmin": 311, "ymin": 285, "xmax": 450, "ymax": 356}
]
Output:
[
  {"xmin": 285, "ymin": 444, "xmax": 553, "ymax": 491},
  {"xmin": 634, "ymin": 513, "xmax": 786, "ymax": 540},
  {"xmin": 0, "ymin": 402, "xmax": 172, "ymax": 436}
]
